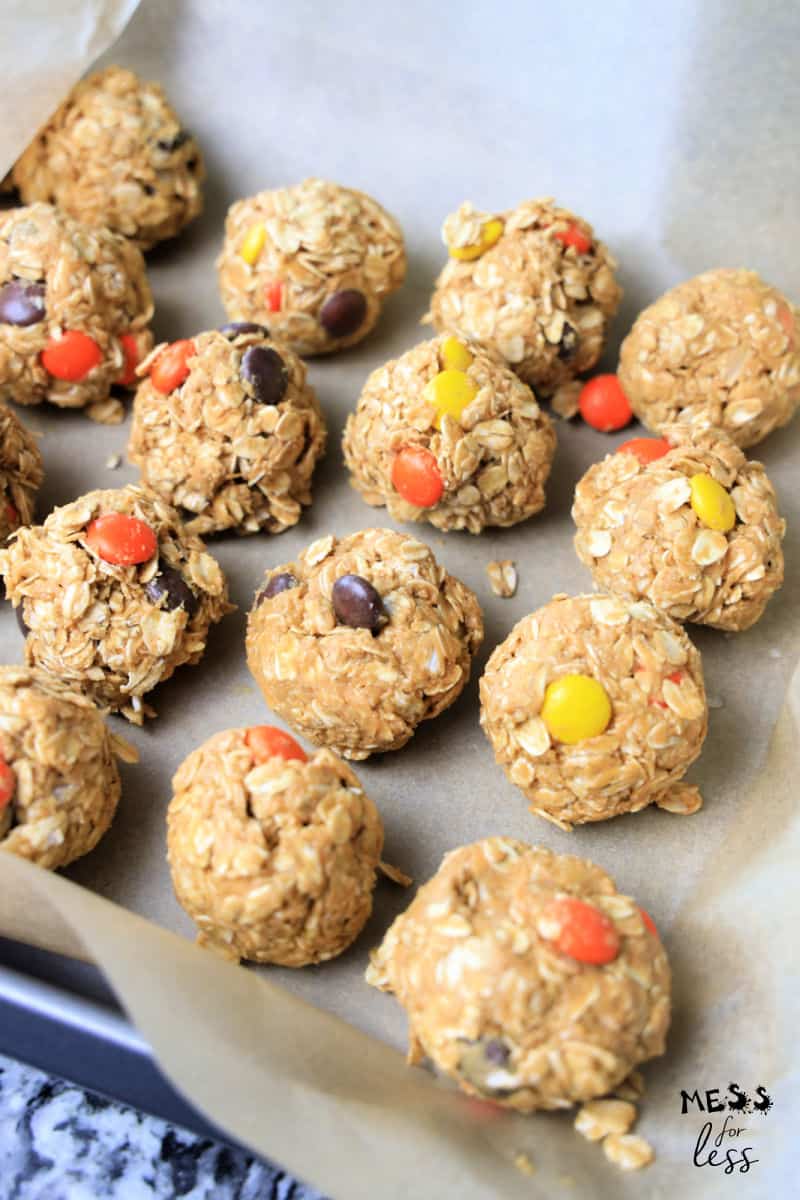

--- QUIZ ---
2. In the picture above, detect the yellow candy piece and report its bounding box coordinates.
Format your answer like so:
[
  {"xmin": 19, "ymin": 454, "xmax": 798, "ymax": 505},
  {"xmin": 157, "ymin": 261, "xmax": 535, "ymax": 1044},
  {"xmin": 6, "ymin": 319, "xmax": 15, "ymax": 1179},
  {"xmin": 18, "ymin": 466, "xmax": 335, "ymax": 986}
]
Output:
[
  {"xmin": 240, "ymin": 223, "xmax": 266, "ymax": 266},
  {"xmin": 424, "ymin": 369, "xmax": 477, "ymax": 426},
  {"xmin": 441, "ymin": 336, "xmax": 474, "ymax": 372},
  {"xmin": 689, "ymin": 473, "xmax": 736, "ymax": 532},
  {"xmin": 540, "ymin": 674, "xmax": 612, "ymax": 745},
  {"xmin": 448, "ymin": 217, "xmax": 505, "ymax": 261}
]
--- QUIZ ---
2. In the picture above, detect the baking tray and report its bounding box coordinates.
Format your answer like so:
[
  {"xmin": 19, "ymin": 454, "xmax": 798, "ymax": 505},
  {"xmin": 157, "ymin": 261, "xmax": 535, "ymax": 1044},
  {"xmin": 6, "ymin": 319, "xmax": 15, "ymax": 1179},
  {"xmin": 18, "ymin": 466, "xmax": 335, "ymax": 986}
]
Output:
[{"xmin": 0, "ymin": 936, "xmax": 244, "ymax": 1143}]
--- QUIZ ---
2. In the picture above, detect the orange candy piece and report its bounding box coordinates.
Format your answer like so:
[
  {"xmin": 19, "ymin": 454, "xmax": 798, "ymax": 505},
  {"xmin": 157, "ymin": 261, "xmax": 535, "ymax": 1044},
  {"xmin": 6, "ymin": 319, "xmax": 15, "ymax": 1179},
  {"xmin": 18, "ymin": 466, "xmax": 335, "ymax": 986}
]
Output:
[
  {"xmin": 540, "ymin": 896, "xmax": 620, "ymax": 965},
  {"xmin": 86, "ymin": 513, "xmax": 158, "ymax": 565},
  {"xmin": 41, "ymin": 330, "xmax": 102, "ymax": 381},
  {"xmin": 150, "ymin": 339, "xmax": 195, "ymax": 394},
  {"xmin": 391, "ymin": 445, "xmax": 444, "ymax": 508},
  {"xmin": 617, "ymin": 436, "xmax": 672, "ymax": 465},
  {"xmin": 554, "ymin": 222, "xmax": 592, "ymax": 254},
  {"xmin": 0, "ymin": 758, "xmax": 16, "ymax": 809},
  {"xmin": 246, "ymin": 725, "xmax": 307, "ymax": 764},
  {"xmin": 639, "ymin": 907, "xmax": 659, "ymax": 938},
  {"xmin": 264, "ymin": 281, "xmax": 283, "ymax": 313},
  {"xmin": 117, "ymin": 333, "xmax": 140, "ymax": 386},
  {"xmin": 578, "ymin": 374, "xmax": 633, "ymax": 432}
]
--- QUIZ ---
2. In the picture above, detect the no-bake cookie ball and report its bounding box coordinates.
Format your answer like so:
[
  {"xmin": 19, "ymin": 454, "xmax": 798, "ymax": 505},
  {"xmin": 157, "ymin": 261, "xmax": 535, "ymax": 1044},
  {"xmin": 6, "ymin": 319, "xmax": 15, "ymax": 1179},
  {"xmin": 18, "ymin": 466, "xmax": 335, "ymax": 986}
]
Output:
[
  {"xmin": 342, "ymin": 334, "xmax": 555, "ymax": 533},
  {"xmin": 479, "ymin": 593, "xmax": 707, "ymax": 830},
  {"xmin": 367, "ymin": 838, "xmax": 670, "ymax": 1111},
  {"xmin": 10, "ymin": 67, "xmax": 204, "ymax": 250},
  {"xmin": 618, "ymin": 269, "xmax": 800, "ymax": 448},
  {"xmin": 573, "ymin": 426, "xmax": 785, "ymax": 632},
  {"xmin": 128, "ymin": 325, "xmax": 326, "ymax": 536},
  {"xmin": 426, "ymin": 198, "xmax": 622, "ymax": 396},
  {"xmin": 0, "ymin": 203, "xmax": 153, "ymax": 423},
  {"xmin": 0, "ymin": 666, "xmax": 137, "ymax": 869},
  {"xmin": 0, "ymin": 485, "xmax": 232, "ymax": 724},
  {"xmin": 167, "ymin": 725, "xmax": 384, "ymax": 965},
  {"xmin": 0, "ymin": 403, "xmax": 43, "ymax": 545},
  {"xmin": 217, "ymin": 178, "xmax": 406, "ymax": 356},
  {"xmin": 246, "ymin": 528, "xmax": 484, "ymax": 759}
]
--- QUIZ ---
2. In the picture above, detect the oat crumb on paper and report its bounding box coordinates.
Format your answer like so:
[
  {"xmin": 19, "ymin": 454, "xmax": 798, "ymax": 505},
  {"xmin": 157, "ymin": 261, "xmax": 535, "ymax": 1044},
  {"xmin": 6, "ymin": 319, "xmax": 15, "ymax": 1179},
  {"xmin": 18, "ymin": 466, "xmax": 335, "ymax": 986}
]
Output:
[
  {"xmin": 613, "ymin": 1070, "xmax": 645, "ymax": 1102},
  {"xmin": 655, "ymin": 782, "xmax": 703, "ymax": 815},
  {"xmin": 378, "ymin": 859, "xmax": 413, "ymax": 887},
  {"xmin": 550, "ymin": 380, "xmax": 582, "ymax": 420},
  {"xmin": 105, "ymin": 453, "xmax": 122, "ymax": 470},
  {"xmin": 602, "ymin": 1133, "xmax": 655, "ymax": 1171},
  {"xmin": 574, "ymin": 1099, "xmax": 637, "ymax": 1142},
  {"xmin": 487, "ymin": 559, "xmax": 518, "ymax": 597},
  {"xmin": 513, "ymin": 1151, "xmax": 536, "ymax": 1176}
]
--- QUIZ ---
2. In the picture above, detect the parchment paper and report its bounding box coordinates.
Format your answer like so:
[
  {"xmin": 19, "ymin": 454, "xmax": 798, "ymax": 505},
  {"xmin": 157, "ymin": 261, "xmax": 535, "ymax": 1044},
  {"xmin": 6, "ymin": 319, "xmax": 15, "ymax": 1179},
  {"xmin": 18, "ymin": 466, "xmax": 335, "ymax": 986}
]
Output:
[{"xmin": 1, "ymin": 2, "xmax": 798, "ymax": 1196}]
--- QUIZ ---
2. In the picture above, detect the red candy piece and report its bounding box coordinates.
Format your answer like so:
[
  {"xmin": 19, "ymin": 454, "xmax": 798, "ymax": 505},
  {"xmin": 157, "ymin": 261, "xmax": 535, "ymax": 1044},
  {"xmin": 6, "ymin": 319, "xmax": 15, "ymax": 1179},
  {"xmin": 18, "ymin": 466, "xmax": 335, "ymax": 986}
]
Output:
[
  {"xmin": 651, "ymin": 669, "xmax": 684, "ymax": 709},
  {"xmin": 617, "ymin": 436, "xmax": 671, "ymax": 465},
  {"xmin": 117, "ymin": 333, "xmax": 140, "ymax": 386},
  {"xmin": 579, "ymin": 374, "xmax": 633, "ymax": 432},
  {"xmin": 554, "ymin": 223, "xmax": 592, "ymax": 254},
  {"xmin": 246, "ymin": 725, "xmax": 307, "ymax": 764},
  {"xmin": 639, "ymin": 907, "xmax": 659, "ymax": 938},
  {"xmin": 41, "ymin": 330, "xmax": 102, "ymax": 382},
  {"xmin": 541, "ymin": 896, "xmax": 620, "ymax": 965},
  {"xmin": 777, "ymin": 303, "xmax": 795, "ymax": 344},
  {"xmin": 86, "ymin": 513, "xmax": 158, "ymax": 565},
  {"xmin": 391, "ymin": 445, "xmax": 444, "ymax": 508},
  {"xmin": 5, "ymin": 501, "xmax": 18, "ymax": 528},
  {"xmin": 264, "ymin": 281, "xmax": 283, "ymax": 313},
  {"xmin": 0, "ymin": 758, "xmax": 16, "ymax": 809},
  {"xmin": 150, "ymin": 339, "xmax": 195, "ymax": 394}
]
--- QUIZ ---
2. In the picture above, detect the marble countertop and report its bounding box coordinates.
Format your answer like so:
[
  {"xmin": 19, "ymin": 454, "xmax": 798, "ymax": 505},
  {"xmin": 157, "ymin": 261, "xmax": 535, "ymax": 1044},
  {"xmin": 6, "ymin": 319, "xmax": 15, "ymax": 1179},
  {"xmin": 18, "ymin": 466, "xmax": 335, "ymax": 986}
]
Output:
[{"xmin": 0, "ymin": 1052, "xmax": 324, "ymax": 1199}]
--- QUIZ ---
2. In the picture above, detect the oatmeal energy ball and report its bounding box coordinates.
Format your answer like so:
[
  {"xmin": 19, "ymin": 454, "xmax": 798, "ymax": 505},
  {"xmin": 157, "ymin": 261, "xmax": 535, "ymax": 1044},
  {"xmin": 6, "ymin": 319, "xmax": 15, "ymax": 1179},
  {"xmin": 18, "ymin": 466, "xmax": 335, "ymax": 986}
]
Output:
[
  {"xmin": 618, "ymin": 269, "xmax": 800, "ymax": 448},
  {"xmin": 0, "ymin": 666, "xmax": 137, "ymax": 870},
  {"xmin": 367, "ymin": 838, "xmax": 670, "ymax": 1111},
  {"xmin": 168, "ymin": 725, "xmax": 384, "ymax": 965},
  {"xmin": 427, "ymin": 197, "xmax": 622, "ymax": 396},
  {"xmin": 217, "ymin": 178, "xmax": 406, "ymax": 356},
  {"xmin": 129, "ymin": 325, "xmax": 326, "ymax": 536},
  {"xmin": 480, "ymin": 593, "xmax": 707, "ymax": 829},
  {"xmin": 246, "ymin": 528, "xmax": 484, "ymax": 759},
  {"xmin": 10, "ymin": 66, "xmax": 204, "ymax": 250},
  {"xmin": 573, "ymin": 426, "xmax": 785, "ymax": 632},
  {"xmin": 0, "ymin": 403, "xmax": 43, "ymax": 544},
  {"xmin": 342, "ymin": 334, "xmax": 555, "ymax": 533},
  {"xmin": 0, "ymin": 203, "xmax": 153, "ymax": 423},
  {"xmin": 0, "ymin": 485, "xmax": 232, "ymax": 724}
]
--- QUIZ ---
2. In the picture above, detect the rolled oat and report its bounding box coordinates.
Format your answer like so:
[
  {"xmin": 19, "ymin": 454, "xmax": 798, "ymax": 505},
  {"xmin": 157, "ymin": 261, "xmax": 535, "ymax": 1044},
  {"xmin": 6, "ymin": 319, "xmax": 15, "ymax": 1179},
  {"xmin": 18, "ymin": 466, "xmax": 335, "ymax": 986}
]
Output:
[
  {"xmin": 246, "ymin": 528, "xmax": 483, "ymax": 759},
  {"xmin": 479, "ymin": 593, "xmax": 707, "ymax": 827},
  {"xmin": 11, "ymin": 67, "xmax": 204, "ymax": 250},
  {"xmin": 342, "ymin": 335, "xmax": 555, "ymax": 533},
  {"xmin": 426, "ymin": 198, "xmax": 622, "ymax": 394},
  {"xmin": 366, "ymin": 839, "xmax": 670, "ymax": 1111},
  {"xmin": 618, "ymin": 268, "xmax": 800, "ymax": 448},
  {"xmin": 167, "ymin": 728, "xmax": 384, "ymax": 966},
  {"xmin": 0, "ymin": 203, "xmax": 153, "ymax": 422},
  {"xmin": 0, "ymin": 665, "xmax": 136, "ymax": 870},
  {"xmin": 217, "ymin": 179, "xmax": 406, "ymax": 356},
  {"xmin": 0, "ymin": 403, "xmax": 42, "ymax": 543},
  {"xmin": 573, "ymin": 424, "xmax": 785, "ymax": 631},
  {"xmin": 129, "ymin": 326, "xmax": 326, "ymax": 536},
  {"xmin": 0, "ymin": 485, "xmax": 232, "ymax": 723}
]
